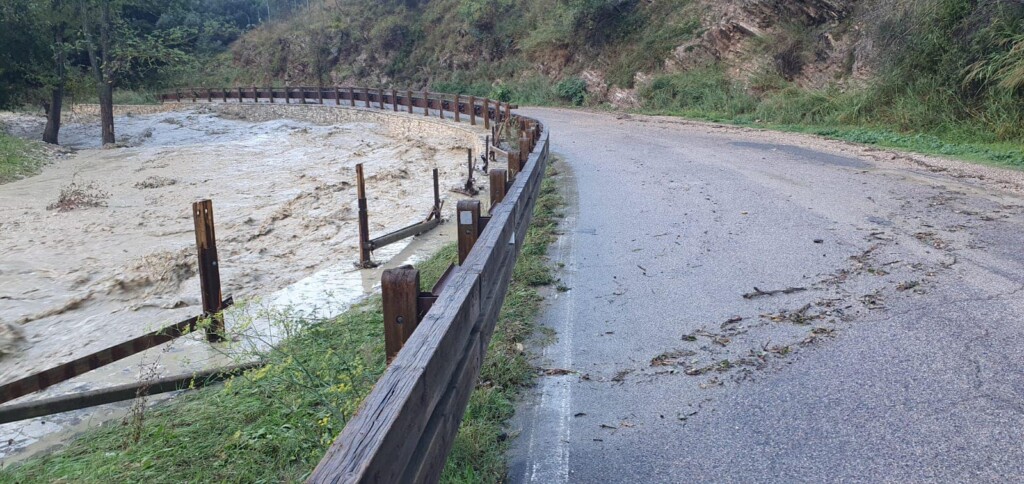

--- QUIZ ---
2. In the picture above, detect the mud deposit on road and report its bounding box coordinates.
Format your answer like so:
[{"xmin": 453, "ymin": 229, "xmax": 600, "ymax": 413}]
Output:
[{"xmin": 0, "ymin": 107, "xmax": 473, "ymax": 385}]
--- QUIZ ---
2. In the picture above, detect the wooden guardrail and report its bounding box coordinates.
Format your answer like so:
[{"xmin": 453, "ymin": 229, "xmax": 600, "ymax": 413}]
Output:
[{"xmin": 162, "ymin": 87, "xmax": 549, "ymax": 483}]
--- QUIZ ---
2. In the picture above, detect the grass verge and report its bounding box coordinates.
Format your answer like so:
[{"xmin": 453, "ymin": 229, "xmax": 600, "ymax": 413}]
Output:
[
  {"xmin": 440, "ymin": 161, "xmax": 564, "ymax": 483},
  {"xmin": 0, "ymin": 132, "xmax": 46, "ymax": 184},
  {"xmin": 0, "ymin": 162, "xmax": 563, "ymax": 483}
]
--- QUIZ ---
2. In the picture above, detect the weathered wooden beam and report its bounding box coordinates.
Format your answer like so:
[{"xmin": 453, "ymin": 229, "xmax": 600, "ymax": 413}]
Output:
[
  {"xmin": 0, "ymin": 361, "xmax": 258, "ymax": 424},
  {"xmin": 0, "ymin": 297, "xmax": 233, "ymax": 405},
  {"xmin": 454, "ymin": 94, "xmax": 461, "ymax": 123}
]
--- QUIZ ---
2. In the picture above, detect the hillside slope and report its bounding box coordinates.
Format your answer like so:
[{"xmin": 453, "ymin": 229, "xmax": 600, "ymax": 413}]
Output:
[{"xmin": 201, "ymin": 0, "xmax": 1024, "ymax": 162}]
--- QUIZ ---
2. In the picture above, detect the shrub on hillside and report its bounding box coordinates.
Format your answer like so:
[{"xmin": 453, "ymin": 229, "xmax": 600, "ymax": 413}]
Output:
[{"xmin": 555, "ymin": 77, "xmax": 587, "ymax": 106}]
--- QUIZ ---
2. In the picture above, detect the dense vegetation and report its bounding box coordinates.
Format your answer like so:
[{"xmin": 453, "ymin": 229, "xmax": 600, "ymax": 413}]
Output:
[
  {"xmin": 7, "ymin": 0, "xmax": 1024, "ymax": 165},
  {"xmin": 190, "ymin": 0, "xmax": 1024, "ymax": 166}
]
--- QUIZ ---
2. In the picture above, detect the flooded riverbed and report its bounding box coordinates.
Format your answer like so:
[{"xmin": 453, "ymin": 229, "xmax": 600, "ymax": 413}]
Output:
[{"xmin": 0, "ymin": 106, "xmax": 483, "ymax": 461}]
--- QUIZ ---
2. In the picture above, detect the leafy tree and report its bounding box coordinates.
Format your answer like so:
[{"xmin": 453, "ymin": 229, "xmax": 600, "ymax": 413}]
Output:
[{"xmin": 78, "ymin": 0, "xmax": 189, "ymax": 144}]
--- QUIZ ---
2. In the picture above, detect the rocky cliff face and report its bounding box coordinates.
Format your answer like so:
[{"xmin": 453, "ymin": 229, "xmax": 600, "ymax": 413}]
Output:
[{"xmin": 665, "ymin": 0, "xmax": 869, "ymax": 89}]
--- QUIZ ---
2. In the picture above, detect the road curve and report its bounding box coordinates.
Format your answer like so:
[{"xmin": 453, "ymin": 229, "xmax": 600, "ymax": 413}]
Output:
[{"xmin": 509, "ymin": 108, "xmax": 1024, "ymax": 483}]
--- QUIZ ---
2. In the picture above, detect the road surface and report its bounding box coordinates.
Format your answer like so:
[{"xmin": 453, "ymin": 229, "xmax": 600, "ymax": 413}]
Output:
[{"xmin": 509, "ymin": 108, "xmax": 1024, "ymax": 483}]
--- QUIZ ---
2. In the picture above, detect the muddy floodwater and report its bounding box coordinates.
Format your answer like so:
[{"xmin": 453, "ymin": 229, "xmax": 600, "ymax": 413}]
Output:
[{"xmin": 0, "ymin": 105, "xmax": 483, "ymax": 461}]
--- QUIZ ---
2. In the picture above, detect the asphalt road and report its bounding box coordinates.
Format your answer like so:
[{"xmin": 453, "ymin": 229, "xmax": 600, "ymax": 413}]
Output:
[{"xmin": 508, "ymin": 108, "xmax": 1024, "ymax": 483}]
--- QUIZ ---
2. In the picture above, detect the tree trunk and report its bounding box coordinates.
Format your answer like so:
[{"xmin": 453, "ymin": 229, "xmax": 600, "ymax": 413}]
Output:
[
  {"xmin": 43, "ymin": 20, "xmax": 65, "ymax": 145},
  {"xmin": 42, "ymin": 86, "xmax": 63, "ymax": 144},
  {"xmin": 99, "ymin": 82, "xmax": 114, "ymax": 145}
]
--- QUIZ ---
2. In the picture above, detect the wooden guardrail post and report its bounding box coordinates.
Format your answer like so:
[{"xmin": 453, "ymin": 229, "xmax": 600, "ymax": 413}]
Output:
[
  {"xmin": 175, "ymin": 88, "xmax": 181, "ymax": 102},
  {"xmin": 317, "ymin": 86, "xmax": 323, "ymax": 104},
  {"xmin": 505, "ymin": 102, "xmax": 511, "ymax": 121},
  {"xmin": 362, "ymin": 87, "xmax": 369, "ymax": 108},
  {"xmin": 489, "ymin": 169, "xmax": 508, "ymax": 214},
  {"xmin": 423, "ymin": 90, "xmax": 430, "ymax": 117},
  {"xmin": 407, "ymin": 89, "xmax": 414, "ymax": 114},
  {"xmin": 469, "ymin": 95, "xmax": 476, "ymax": 126},
  {"xmin": 454, "ymin": 94, "xmax": 461, "ymax": 123},
  {"xmin": 520, "ymin": 134, "xmax": 530, "ymax": 167},
  {"xmin": 356, "ymin": 164, "xmax": 373, "ymax": 268},
  {"xmin": 269, "ymin": 87, "xmax": 275, "ymax": 103},
  {"xmin": 193, "ymin": 200, "xmax": 225, "ymax": 342},
  {"xmin": 382, "ymin": 266, "xmax": 420, "ymax": 362},
  {"xmin": 392, "ymin": 88, "xmax": 398, "ymax": 111},
  {"xmin": 349, "ymin": 86, "xmax": 356, "ymax": 107},
  {"xmin": 431, "ymin": 168, "xmax": 441, "ymax": 220},
  {"xmin": 508, "ymin": 150, "xmax": 521, "ymax": 178},
  {"xmin": 206, "ymin": 88, "xmax": 212, "ymax": 103},
  {"xmin": 377, "ymin": 88, "xmax": 384, "ymax": 109},
  {"xmin": 438, "ymin": 93, "xmax": 445, "ymax": 119},
  {"xmin": 483, "ymin": 98, "xmax": 491, "ymax": 129},
  {"xmin": 285, "ymin": 87, "xmax": 291, "ymax": 104},
  {"xmin": 457, "ymin": 199, "xmax": 481, "ymax": 264}
]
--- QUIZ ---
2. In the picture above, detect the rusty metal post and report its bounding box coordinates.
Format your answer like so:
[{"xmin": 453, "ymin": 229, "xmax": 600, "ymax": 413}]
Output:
[
  {"xmin": 465, "ymin": 149, "xmax": 475, "ymax": 193},
  {"xmin": 192, "ymin": 200, "xmax": 225, "ymax": 342},
  {"xmin": 392, "ymin": 89, "xmax": 398, "ymax": 111},
  {"xmin": 457, "ymin": 200, "xmax": 481, "ymax": 265},
  {"xmin": 489, "ymin": 169, "xmax": 508, "ymax": 214},
  {"xmin": 483, "ymin": 135, "xmax": 490, "ymax": 172},
  {"xmin": 407, "ymin": 89, "xmax": 414, "ymax": 114},
  {"xmin": 350, "ymin": 86, "xmax": 356, "ymax": 107},
  {"xmin": 356, "ymin": 164, "xmax": 372, "ymax": 267},
  {"xmin": 423, "ymin": 91, "xmax": 429, "ymax": 117},
  {"xmin": 382, "ymin": 266, "xmax": 421, "ymax": 362},
  {"xmin": 432, "ymin": 168, "xmax": 441, "ymax": 220},
  {"xmin": 483, "ymin": 98, "xmax": 490, "ymax": 129},
  {"xmin": 469, "ymin": 96, "xmax": 476, "ymax": 126}
]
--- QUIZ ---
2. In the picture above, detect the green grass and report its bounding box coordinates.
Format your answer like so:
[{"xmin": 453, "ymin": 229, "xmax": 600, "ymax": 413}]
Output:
[
  {"xmin": 441, "ymin": 161, "xmax": 563, "ymax": 482},
  {"xmin": 637, "ymin": 68, "xmax": 1024, "ymax": 169},
  {"xmin": 0, "ymin": 132, "xmax": 46, "ymax": 184},
  {"xmin": 0, "ymin": 162, "xmax": 563, "ymax": 483}
]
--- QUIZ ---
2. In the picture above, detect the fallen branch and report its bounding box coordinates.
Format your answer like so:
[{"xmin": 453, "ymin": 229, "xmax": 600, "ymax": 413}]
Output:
[{"xmin": 742, "ymin": 286, "xmax": 807, "ymax": 299}]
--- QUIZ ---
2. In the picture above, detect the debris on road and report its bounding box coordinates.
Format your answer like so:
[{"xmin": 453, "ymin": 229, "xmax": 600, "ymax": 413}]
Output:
[{"xmin": 742, "ymin": 286, "xmax": 807, "ymax": 299}]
